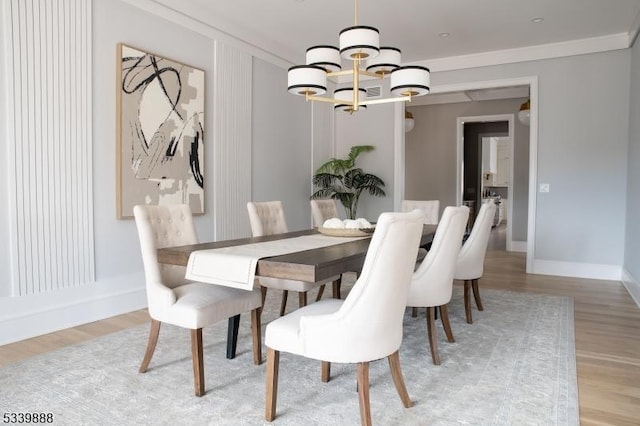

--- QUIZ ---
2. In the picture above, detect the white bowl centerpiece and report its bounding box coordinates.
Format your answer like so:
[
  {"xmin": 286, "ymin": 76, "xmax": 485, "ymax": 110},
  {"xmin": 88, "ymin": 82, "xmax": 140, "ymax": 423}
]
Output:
[{"xmin": 318, "ymin": 217, "xmax": 374, "ymax": 237}]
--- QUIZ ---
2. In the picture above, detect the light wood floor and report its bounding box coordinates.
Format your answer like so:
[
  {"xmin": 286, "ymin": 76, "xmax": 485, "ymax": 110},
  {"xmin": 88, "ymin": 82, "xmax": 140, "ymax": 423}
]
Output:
[{"xmin": 1, "ymin": 225, "xmax": 639, "ymax": 425}]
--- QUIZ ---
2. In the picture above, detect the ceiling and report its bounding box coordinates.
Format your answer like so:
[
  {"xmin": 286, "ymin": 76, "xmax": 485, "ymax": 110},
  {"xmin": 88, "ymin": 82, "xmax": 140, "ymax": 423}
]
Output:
[
  {"xmin": 154, "ymin": 0, "xmax": 640, "ymax": 66},
  {"xmin": 150, "ymin": 0, "xmax": 639, "ymax": 104}
]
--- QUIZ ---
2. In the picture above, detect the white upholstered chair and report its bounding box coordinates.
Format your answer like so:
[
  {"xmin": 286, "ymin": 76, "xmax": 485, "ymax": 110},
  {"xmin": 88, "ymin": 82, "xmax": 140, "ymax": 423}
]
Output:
[
  {"xmin": 310, "ymin": 199, "xmax": 345, "ymax": 300},
  {"xmin": 264, "ymin": 211, "xmax": 424, "ymax": 426},
  {"xmin": 133, "ymin": 204, "xmax": 263, "ymax": 397},
  {"xmin": 246, "ymin": 201, "xmax": 340, "ymax": 316},
  {"xmin": 310, "ymin": 199, "xmax": 340, "ymax": 227},
  {"xmin": 402, "ymin": 199, "xmax": 440, "ymax": 225},
  {"xmin": 406, "ymin": 206, "xmax": 469, "ymax": 365},
  {"xmin": 454, "ymin": 200, "xmax": 497, "ymax": 324}
]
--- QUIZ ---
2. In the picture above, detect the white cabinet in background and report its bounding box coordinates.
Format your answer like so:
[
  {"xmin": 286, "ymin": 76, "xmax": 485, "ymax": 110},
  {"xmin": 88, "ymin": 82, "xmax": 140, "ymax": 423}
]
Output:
[
  {"xmin": 482, "ymin": 137, "xmax": 510, "ymax": 187},
  {"xmin": 495, "ymin": 140, "xmax": 510, "ymax": 186}
]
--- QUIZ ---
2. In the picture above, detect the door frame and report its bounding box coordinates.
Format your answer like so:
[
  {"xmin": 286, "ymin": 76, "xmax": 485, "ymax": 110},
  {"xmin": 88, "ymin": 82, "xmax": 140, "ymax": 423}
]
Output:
[{"xmin": 394, "ymin": 76, "xmax": 538, "ymax": 273}]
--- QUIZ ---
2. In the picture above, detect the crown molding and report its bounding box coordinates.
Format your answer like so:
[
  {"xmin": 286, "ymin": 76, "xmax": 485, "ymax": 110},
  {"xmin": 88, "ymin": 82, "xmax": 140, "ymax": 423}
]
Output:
[
  {"xmin": 412, "ymin": 33, "xmax": 631, "ymax": 72},
  {"xmin": 124, "ymin": 1, "xmax": 634, "ymax": 72},
  {"xmin": 121, "ymin": 0, "xmax": 293, "ymax": 69},
  {"xmin": 629, "ymin": 9, "xmax": 640, "ymax": 47}
]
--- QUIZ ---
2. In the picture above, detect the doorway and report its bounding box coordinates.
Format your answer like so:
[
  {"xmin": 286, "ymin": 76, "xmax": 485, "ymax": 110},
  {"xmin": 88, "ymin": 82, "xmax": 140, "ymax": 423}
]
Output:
[
  {"xmin": 457, "ymin": 115, "xmax": 515, "ymax": 252},
  {"xmin": 394, "ymin": 76, "xmax": 538, "ymax": 272}
]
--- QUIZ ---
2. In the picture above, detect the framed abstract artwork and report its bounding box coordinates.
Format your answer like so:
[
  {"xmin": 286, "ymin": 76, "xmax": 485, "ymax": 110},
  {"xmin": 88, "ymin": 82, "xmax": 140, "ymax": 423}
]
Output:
[{"xmin": 116, "ymin": 43, "xmax": 205, "ymax": 219}]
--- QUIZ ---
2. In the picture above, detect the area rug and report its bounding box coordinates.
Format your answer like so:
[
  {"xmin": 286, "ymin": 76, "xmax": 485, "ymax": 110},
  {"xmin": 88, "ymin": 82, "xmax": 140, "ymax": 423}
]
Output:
[{"xmin": 0, "ymin": 287, "xmax": 578, "ymax": 425}]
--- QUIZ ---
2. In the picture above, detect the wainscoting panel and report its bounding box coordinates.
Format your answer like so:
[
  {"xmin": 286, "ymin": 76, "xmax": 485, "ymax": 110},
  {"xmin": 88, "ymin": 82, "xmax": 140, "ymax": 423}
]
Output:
[
  {"xmin": 4, "ymin": 0, "xmax": 94, "ymax": 295},
  {"xmin": 213, "ymin": 41, "xmax": 252, "ymax": 240}
]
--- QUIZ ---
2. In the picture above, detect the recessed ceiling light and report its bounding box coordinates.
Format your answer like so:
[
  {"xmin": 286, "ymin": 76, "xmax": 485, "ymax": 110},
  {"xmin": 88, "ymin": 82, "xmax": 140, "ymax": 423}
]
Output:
[
  {"xmin": 438, "ymin": 32, "xmax": 450, "ymax": 38},
  {"xmin": 531, "ymin": 17, "xmax": 544, "ymax": 23}
]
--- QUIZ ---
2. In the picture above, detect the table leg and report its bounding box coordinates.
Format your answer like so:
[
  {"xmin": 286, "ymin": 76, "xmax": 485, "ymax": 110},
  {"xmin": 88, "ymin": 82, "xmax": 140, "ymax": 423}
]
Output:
[{"xmin": 226, "ymin": 314, "xmax": 241, "ymax": 359}]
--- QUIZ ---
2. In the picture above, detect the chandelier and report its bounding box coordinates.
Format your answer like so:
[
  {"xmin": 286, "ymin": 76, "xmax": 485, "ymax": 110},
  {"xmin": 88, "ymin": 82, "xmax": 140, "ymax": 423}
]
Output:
[{"xmin": 287, "ymin": 0, "xmax": 431, "ymax": 113}]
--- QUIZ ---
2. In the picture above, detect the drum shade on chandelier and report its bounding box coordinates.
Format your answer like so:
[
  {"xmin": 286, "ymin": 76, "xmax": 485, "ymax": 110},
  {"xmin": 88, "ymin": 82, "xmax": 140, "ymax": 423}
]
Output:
[{"xmin": 287, "ymin": 0, "xmax": 430, "ymax": 113}]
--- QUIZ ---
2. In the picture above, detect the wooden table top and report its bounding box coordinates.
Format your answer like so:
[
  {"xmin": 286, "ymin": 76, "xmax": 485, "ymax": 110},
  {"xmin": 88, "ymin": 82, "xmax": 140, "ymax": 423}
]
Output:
[{"xmin": 157, "ymin": 225, "xmax": 436, "ymax": 283}]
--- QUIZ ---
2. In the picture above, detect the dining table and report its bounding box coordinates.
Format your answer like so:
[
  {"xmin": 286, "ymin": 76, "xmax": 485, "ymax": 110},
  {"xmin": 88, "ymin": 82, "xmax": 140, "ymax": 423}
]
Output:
[
  {"xmin": 156, "ymin": 224, "xmax": 437, "ymax": 359},
  {"xmin": 158, "ymin": 225, "xmax": 436, "ymax": 279}
]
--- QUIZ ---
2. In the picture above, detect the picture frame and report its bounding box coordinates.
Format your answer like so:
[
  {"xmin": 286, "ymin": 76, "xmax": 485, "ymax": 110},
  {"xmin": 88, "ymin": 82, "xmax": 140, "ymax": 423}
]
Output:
[{"xmin": 116, "ymin": 43, "xmax": 205, "ymax": 219}]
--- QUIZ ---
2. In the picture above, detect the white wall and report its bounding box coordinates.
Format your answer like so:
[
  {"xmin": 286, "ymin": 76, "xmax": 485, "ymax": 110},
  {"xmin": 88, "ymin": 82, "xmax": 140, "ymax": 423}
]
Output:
[
  {"xmin": 405, "ymin": 98, "xmax": 529, "ymax": 242},
  {"xmin": 251, "ymin": 57, "xmax": 313, "ymax": 232},
  {"xmin": 93, "ymin": 0, "xmax": 216, "ymax": 281},
  {"xmin": 423, "ymin": 51, "xmax": 630, "ymax": 276},
  {"xmin": 1, "ymin": 1, "xmax": 635, "ymax": 343},
  {"xmin": 334, "ymin": 82, "xmax": 396, "ymax": 221},
  {"xmin": 0, "ymin": 3, "xmax": 10, "ymax": 298},
  {"xmin": 0, "ymin": 0, "xmax": 317, "ymax": 344},
  {"xmin": 334, "ymin": 50, "xmax": 630, "ymax": 277},
  {"xmin": 624, "ymin": 36, "xmax": 640, "ymax": 301}
]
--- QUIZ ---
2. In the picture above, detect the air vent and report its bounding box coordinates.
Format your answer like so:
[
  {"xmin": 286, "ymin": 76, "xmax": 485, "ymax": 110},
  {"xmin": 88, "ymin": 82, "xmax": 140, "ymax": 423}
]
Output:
[{"xmin": 365, "ymin": 86, "xmax": 382, "ymax": 98}]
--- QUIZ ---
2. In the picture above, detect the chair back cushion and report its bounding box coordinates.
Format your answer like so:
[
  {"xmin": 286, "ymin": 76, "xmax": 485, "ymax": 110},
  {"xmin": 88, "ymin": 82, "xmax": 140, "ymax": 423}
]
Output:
[
  {"xmin": 407, "ymin": 206, "xmax": 469, "ymax": 307},
  {"xmin": 133, "ymin": 205, "xmax": 199, "ymax": 311},
  {"xmin": 299, "ymin": 210, "xmax": 424, "ymax": 363},
  {"xmin": 455, "ymin": 200, "xmax": 497, "ymax": 280},
  {"xmin": 310, "ymin": 199, "xmax": 339, "ymax": 227},
  {"xmin": 402, "ymin": 199, "xmax": 440, "ymax": 224},
  {"xmin": 246, "ymin": 201, "xmax": 288, "ymax": 237}
]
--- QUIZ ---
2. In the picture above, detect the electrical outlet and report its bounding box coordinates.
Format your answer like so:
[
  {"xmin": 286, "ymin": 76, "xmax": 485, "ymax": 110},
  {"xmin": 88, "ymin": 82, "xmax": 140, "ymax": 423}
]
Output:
[{"xmin": 539, "ymin": 183, "xmax": 550, "ymax": 193}]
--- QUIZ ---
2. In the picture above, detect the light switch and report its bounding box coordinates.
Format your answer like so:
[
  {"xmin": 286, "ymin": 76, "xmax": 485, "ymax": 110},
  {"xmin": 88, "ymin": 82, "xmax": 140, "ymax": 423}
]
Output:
[{"xmin": 539, "ymin": 183, "xmax": 550, "ymax": 193}]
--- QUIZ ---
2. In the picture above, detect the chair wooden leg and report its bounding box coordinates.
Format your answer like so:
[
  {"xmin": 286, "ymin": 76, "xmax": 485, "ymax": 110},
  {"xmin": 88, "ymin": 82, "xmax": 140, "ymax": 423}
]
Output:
[
  {"xmin": 316, "ymin": 284, "xmax": 325, "ymax": 301},
  {"xmin": 279, "ymin": 290, "xmax": 288, "ymax": 316},
  {"xmin": 226, "ymin": 314, "xmax": 241, "ymax": 359},
  {"xmin": 332, "ymin": 277, "xmax": 342, "ymax": 299},
  {"xmin": 439, "ymin": 304, "xmax": 455, "ymax": 343},
  {"xmin": 426, "ymin": 307, "xmax": 441, "ymax": 365},
  {"xmin": 299, "ymin": 291, "xmax": 308, "ymax": 307},
  {"xmin": 321, "ymin": 361, "xmax": 331, "ymax": 383},
  {"xmin": 251, "ymin": 308, "xmax": 262, "ymax": 365},
  {"xmin": 357, "ymin": 362, "xmax": 372, "ymax": 426},
  {"xmin": 411, "ymin": 307, "xmax": 418, "ymax": 317},
  {"xmin": 191, "ymin": 328, "xmax": 205, "ymax": 397},
  {"xmin": 261, "ymin": 286, "xmax": 268, "ymax": 308},
  {"xmin": 464, "ymin": 280, "xmax": 473, "ymax": 324},
  {"xmin": 265, "ymin": 348, "xmax": 280, "ymax": 422},
  {"xmin": 387, "ymin": 351, "xmax": 412, "ymax": 408},
  {"xmin": 472, "ymin": 279, "xmax": 484, "ymax": 311},
  {"xmin": 139, "ymin": 319, "xmax": 161, "ymax": 373}
]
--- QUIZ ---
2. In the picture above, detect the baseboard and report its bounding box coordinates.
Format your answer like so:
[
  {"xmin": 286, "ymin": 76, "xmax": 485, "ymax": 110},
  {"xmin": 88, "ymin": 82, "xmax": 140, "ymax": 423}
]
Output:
[
  {"xmin": 532, "ymin": 259, "xmax": 623, "ymax": 281},
  {"xmin": 0, "ymin": 272, "xmax": 147, "ymax": 346},
  {"xmin": 508, "ymin": 240, "xmax": 527, "ymax": 252},
  {"xmin": 622, "ymin": 269, "xmax": 640, "ymax": 308}
]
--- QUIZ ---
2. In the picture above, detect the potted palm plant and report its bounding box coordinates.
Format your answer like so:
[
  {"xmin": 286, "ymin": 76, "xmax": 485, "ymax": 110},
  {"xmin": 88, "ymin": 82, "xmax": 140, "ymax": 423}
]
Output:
[{"xmin": 311, "ymin": 145, "xmax": 386, "ymax": 219}]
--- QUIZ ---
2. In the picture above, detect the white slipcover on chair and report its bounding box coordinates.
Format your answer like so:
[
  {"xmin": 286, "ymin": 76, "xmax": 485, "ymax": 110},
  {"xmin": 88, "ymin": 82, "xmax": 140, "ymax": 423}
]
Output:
[
  {"xmin": 133, "ymin": 204, "xmax": 263, "ymax": 397},
  {"xmin": 264, "ymin": 211, "xmax": 424, "ymax": 426},
  {"xmin": 310, "ymin": 199, "xmax": 339, "ymax": 227},
  {"xmin": 402, "ymin": 199, "xmax": 440, "ymax": 225},
  {"xmin": 246, "ymin": 201, "xmax": 340, "ymax": 316},
  {"xmin": 454, "ymin": 200, "xmax": 497, "ymax": 324},
  {"xmin": 406, "ymin": 206, "xmax": 469, "ymax": 365}
]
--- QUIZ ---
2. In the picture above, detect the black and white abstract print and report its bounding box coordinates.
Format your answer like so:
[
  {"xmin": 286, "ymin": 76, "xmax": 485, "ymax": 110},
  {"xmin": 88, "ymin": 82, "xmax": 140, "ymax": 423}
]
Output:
[{"xmin": 118, "ymin": 44, "xmax": 204, "ymax": 217}]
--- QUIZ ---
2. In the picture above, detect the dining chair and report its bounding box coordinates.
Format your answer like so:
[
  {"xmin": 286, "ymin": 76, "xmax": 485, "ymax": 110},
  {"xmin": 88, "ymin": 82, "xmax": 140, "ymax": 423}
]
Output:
[
  {"xmin": 246, "ymin": 201, "xmax": 340, "ymax": 316},
  {"xmin": 401, "ymin": 199, "xmax": 440, "ymax": 225},
  {"xmin": 454, "ymin": 200, "xmax": 497, "ymax": 324},
  {"xmin": 310, "ymin": 198, "xmax": 340, "ymax": 227},
  {"xmin": 264, "ymin": 210, "xmax": 424, "ymax": 426},
  {"xmin": 310, "ymin": 199, "xmax": 345, "ymax": 300},
  {"xmin": 133, "ymin": 204, "xmax": 263, "ymax": 397},
  {"xmin": 406, "ymin": 206, "xmax": 469, "ymax": 365}
]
